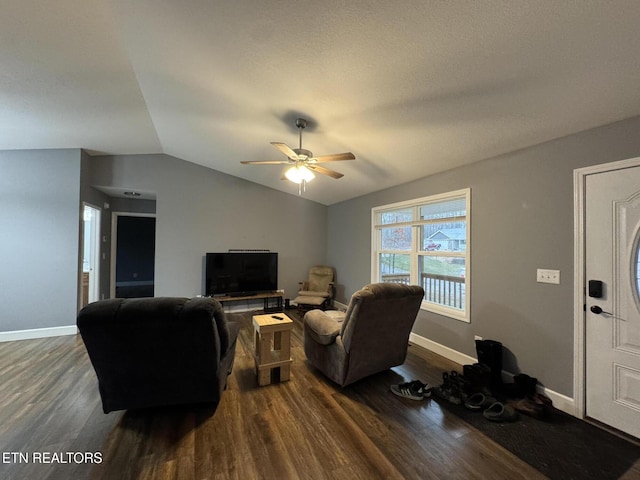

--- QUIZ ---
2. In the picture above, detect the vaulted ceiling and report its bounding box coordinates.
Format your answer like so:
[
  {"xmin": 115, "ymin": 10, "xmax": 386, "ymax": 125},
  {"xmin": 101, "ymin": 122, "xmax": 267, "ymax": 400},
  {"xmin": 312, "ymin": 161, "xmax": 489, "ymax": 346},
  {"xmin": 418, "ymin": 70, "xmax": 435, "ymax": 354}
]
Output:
[{"xmin": 3, "ymin": 1, "xmax": 640, "ymax": 204}]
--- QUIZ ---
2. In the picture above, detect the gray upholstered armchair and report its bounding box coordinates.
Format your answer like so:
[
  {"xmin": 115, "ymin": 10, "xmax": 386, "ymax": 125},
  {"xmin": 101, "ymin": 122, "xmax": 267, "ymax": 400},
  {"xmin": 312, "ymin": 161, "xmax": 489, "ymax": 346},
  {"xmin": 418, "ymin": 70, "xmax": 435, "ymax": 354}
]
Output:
[
  {"xmin": 303, "ymin": 283, "xmax": 425, "ymax": 387},
  {"xmin": 293, "ymin": 265, "xmax": 335, "ymax": 311},
  {"xmin": 77, "ymin": 297, "xmax": 239, "ymax": 413}
]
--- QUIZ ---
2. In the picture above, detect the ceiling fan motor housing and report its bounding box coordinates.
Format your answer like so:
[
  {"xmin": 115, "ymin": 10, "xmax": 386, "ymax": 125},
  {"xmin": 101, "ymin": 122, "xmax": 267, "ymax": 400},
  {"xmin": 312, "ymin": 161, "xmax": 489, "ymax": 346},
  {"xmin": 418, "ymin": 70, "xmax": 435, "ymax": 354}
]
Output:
[
  {"xmin": 295, "ymin": 118, "xmax": 307, "ymax": 129},
  {"xmin": 293, "ymin": 148, "xmax": 313, "ymax": 160}
]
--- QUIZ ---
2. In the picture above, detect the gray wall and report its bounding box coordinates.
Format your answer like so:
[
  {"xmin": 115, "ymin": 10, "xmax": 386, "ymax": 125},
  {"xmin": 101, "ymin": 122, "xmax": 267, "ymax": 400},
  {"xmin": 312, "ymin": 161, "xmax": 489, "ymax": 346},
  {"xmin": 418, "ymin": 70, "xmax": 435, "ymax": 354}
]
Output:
[
  {"xmin": 0, "ymin": 149, "xmax": 81, "ymax": 331},
  {"xmin": 88, "ymin": 154, "xmax": 327, "ymax": 299},
  {"xmin": 327, "ymin": 115, "xmax": 640, "ymax": 397}
]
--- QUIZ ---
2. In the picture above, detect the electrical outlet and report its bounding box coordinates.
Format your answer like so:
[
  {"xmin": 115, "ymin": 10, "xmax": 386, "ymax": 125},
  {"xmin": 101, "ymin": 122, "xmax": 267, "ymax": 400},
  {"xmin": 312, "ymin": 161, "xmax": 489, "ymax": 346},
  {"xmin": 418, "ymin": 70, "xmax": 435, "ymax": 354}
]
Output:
[{"xmin": 537, "ymin": 268, "xmax": 560, "ymax": 284}]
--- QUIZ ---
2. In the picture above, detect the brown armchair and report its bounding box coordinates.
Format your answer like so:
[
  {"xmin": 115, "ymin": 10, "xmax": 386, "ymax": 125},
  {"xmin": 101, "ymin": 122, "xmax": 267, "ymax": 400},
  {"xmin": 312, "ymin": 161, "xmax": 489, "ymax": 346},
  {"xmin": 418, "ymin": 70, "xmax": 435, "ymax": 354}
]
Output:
[
  {"xmin": 293, "ymin": 265, "xmax": 335, "ymax": 311},
  {"xmin": 303, "ymin": 282, "xmax": 424, "ymax": 387}
]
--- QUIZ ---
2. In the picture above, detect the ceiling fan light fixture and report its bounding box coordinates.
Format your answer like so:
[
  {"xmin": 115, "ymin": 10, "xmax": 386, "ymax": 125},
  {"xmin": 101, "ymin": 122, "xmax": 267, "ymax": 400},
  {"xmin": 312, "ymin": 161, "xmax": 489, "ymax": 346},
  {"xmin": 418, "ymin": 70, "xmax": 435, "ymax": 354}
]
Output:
[
  {"xmin": 284, "ymin": 164, "xmax": 315, "ymax": 184},
  {"xmin": 241, "ymin": 117, "xmax": 353, "ymax": 194}
]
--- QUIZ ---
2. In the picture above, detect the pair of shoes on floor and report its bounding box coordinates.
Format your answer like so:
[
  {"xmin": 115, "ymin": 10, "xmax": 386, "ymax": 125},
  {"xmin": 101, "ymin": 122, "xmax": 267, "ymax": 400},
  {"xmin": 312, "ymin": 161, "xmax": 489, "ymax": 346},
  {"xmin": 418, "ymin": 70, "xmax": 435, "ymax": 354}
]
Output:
[
  {"xmin": 483, "ymin": 401, "xmax": 519, "ymax": 422},
  {"xmin": 465, "ymin": 392, "xmax": 518, "ymax": 422},
  {"xmin": 432, "ymin": 371, "xmax": 468, "ymax": 405},
  {"xmin": 464, "ymin": 391, "xmax": 496, "ymax": 411},
  {"xmin": 390, "ymin": 380, "xmax": 432, "ymax": 400},
  {"xmin": 463, "ymin": 363, "xmax": 492, "ymax": 390},
  {"xmin": 500, "ymin": 373, "xmax": 540, "ymax": 398},
  {"xmin": 508, "ymin": 393, "xmax": 553, "ymax": 420}
]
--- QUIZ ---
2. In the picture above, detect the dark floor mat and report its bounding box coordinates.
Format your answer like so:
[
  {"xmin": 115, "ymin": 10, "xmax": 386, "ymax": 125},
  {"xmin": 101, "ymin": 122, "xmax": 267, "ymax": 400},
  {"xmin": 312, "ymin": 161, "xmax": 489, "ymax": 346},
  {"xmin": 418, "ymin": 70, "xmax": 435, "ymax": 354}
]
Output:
[{"xmin": 433, "ymin": 397, "xmax": 640, "ymax": 480}]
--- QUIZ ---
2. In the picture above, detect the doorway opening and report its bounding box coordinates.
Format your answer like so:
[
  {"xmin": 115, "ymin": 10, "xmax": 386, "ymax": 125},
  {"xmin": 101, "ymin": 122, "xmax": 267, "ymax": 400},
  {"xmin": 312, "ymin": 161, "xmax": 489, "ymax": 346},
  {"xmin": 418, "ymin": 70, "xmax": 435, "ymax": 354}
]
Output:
[
  {"xmin": 81, "ymin": 203, "xmax": 101, "ymax": 307},
  {"xmin": 111, "ymin": 213, "xmax": 156, "ymax": 298}
]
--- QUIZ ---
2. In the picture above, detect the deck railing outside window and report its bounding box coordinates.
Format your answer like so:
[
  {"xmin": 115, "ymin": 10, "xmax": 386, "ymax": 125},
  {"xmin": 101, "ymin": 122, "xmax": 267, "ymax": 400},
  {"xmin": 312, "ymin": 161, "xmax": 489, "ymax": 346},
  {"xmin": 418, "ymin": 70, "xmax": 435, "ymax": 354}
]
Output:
[{"xmin": 381, "ymin": 273, "xmax": 465, "ymax": 310}]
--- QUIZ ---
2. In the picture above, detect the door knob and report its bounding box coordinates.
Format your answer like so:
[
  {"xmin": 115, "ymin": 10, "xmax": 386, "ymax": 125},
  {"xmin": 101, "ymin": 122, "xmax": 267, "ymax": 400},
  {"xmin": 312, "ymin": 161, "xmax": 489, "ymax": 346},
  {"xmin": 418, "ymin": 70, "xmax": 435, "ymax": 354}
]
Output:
[{"xmin": 590, "ymin": 305, "xmax": 612, "ymax": 315}]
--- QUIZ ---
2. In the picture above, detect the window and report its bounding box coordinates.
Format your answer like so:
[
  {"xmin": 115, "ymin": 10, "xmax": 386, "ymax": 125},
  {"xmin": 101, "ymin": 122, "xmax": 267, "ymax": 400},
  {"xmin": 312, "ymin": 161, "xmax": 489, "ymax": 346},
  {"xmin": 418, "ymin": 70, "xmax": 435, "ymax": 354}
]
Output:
[{"xmin": 372, "ymin": 189, "xmax": 470, "ymax": 322}]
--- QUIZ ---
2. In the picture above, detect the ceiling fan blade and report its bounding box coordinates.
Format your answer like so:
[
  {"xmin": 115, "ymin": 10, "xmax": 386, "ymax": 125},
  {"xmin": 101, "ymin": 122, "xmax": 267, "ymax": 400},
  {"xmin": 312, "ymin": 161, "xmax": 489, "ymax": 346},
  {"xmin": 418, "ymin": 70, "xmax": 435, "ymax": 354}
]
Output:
[
  {"xmin": 240, "ymin": 160, "xmax": 291, "ymax": 165},
  {"xmin": 307, "ymin": 164, "xmax": 344, "ymax": 179},
  {"xmin": 271, "ymin": 142, "xmax": 298, "ymax": 159},
  {"xmin": 312, "ymin": 152, "xmax": 355, "ymax": 163}
]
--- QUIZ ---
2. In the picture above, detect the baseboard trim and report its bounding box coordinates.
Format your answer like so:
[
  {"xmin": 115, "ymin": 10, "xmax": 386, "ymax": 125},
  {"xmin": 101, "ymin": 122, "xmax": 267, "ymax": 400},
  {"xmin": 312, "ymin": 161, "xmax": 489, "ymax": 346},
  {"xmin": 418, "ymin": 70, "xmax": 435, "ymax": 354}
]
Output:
[
  {"xmin": 409, "ymin": 332, "xmax": 476, "ymax": 366},
  {"xmin": 0, "ymin": 325, "xmax": 78, "ymax": 343},
  {"xmin": 409, "ymin": 332, "xmax": 577, "ymax": 417}
]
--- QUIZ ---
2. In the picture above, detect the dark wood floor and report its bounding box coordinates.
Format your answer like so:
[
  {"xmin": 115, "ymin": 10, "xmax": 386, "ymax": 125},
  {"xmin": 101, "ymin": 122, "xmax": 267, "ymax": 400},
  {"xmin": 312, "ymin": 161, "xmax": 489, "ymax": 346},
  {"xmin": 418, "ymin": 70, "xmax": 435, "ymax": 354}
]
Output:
[{"xmin": 0, "ymin": 310, "xmax": 637, "ymax": 480}]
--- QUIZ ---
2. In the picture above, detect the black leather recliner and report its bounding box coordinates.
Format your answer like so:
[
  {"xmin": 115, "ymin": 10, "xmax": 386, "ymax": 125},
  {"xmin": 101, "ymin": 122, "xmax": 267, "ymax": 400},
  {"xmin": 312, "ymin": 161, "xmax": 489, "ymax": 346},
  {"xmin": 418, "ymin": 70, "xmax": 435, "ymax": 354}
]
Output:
[{"xmin": 77, "ymin": 297, "xmax": 239, "ymax": 414}]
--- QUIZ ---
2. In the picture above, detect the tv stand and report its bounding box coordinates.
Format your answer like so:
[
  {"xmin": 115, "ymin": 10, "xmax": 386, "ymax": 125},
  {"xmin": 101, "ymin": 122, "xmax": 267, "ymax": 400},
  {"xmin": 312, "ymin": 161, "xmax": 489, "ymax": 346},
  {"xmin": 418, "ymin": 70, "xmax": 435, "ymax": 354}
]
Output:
[
  {"xmin": 217, "ymin": 291, "xmax": 283, "ymax": 313},
  {"xmin": 229, "ymin": 291, "xmax": 256, "ymax": 297}
]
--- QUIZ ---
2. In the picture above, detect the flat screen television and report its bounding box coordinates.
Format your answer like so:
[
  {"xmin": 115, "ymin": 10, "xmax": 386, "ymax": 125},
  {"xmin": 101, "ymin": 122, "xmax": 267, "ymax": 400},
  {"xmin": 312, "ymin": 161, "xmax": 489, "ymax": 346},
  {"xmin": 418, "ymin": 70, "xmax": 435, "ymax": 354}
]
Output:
[{"xmin": 205, "ymin": 252, "xmax": 278, "ymax": 297}]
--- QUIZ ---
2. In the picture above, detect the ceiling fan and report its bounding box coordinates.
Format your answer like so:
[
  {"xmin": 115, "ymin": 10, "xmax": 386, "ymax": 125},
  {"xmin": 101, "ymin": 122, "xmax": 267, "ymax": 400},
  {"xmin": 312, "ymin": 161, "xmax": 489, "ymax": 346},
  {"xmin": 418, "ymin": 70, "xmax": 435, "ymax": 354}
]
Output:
[{"xmin": 241, "ymin": 118, "xmax": 355, "ymax": 194}]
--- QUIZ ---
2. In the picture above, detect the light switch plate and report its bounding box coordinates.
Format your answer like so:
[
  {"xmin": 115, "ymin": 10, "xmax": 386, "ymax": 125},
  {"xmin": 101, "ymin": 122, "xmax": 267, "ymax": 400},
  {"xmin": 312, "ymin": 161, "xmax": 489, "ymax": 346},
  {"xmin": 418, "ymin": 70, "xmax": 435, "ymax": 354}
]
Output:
[{"xmin": 537, "ymin": 268, "xmax": 560, "ymax": 284}]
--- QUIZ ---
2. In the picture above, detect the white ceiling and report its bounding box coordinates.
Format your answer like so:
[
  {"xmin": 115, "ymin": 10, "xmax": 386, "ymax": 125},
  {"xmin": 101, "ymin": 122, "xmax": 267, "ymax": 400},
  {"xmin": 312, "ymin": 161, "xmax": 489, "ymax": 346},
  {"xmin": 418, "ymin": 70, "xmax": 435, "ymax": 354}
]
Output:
[{"xmin": 3, "ymin": 1, "xmax": 640, "ymax": 205}]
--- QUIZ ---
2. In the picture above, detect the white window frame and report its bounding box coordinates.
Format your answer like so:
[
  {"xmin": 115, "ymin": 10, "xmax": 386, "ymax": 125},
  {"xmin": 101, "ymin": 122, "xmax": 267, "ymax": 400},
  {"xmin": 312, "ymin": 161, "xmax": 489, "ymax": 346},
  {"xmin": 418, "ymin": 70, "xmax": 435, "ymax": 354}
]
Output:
[{"xmin": 371, "ymin": 188, "xmax": 471, "ymax": 322}]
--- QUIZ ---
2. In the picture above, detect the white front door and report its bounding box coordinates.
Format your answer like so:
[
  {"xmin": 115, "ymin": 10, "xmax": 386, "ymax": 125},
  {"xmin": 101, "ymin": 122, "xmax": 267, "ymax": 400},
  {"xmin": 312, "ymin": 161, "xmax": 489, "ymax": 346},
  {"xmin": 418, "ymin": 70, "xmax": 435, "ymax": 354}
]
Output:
[{"xmin": 585, "ymin": 165, "xmax": 640, "ymax": 438}]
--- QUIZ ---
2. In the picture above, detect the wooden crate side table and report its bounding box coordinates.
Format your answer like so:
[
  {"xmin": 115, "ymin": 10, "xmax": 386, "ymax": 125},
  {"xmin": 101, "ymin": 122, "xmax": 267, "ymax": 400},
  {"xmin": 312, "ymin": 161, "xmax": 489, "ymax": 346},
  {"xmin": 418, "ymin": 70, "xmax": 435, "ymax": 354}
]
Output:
[{"xmin": 252, "ymin": 313, "xmax": 294, "ymax": 386}]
